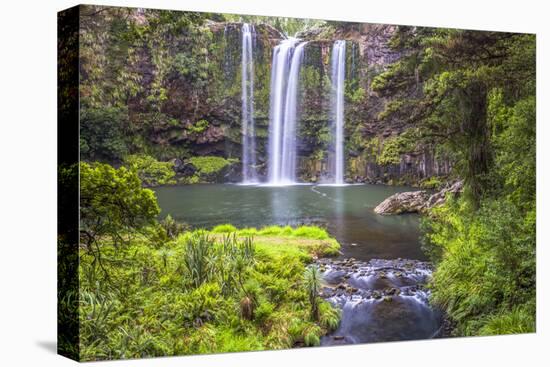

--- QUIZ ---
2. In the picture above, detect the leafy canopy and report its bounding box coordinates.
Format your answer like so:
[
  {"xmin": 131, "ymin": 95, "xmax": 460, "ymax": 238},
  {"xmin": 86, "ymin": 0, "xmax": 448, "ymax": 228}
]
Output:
[{"xmin": 79, "ymin": 162, "xmax": 160, "ymax": 247}]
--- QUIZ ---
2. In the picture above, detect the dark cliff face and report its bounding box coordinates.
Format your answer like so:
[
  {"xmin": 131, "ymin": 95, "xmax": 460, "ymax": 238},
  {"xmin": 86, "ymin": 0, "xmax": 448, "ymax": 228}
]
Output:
[
  {"xmin": 291, "ymin": 23, "xmax": 451, "ymax": 185},
  {"xmin": 79, "ymin": 6, "xmax": 450, "ymax": 185}
]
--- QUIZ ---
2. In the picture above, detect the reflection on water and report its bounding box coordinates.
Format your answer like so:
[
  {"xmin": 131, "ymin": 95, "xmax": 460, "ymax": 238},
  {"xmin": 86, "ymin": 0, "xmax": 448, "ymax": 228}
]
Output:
[{"xmin": 154, "ymin": 184, "xmax": 424, "ymax": 261}]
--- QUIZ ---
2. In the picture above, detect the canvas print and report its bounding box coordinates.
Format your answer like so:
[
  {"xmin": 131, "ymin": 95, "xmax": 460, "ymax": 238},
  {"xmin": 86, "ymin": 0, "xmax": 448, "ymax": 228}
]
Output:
[{"xmin": 57, "ymin": 4, "xmax": 536, "ymax": 361}]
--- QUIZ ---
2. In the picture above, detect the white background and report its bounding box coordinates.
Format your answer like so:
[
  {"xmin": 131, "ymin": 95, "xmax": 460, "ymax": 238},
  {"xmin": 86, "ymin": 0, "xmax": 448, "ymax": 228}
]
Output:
[{"xmin": 0, "ymin": 0, "xmax": 547, "ymax": 365}]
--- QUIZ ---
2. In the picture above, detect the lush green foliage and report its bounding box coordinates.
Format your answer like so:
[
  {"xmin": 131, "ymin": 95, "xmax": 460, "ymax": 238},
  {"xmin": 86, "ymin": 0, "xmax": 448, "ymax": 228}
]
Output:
[
  {"xmin": 79, "ymin": 227, "xmax": 341, "ymax": 359},
  {"xmin": 188, "ymin": 156, "xmax": 234, "ymax": 175},
  {"xmin": 423, "ymin": 199, "xmax": 535, "ymax": 335},
  {"xmin": 377, "ymin": 131, "xmax": 418, "ymax": 166},
  {"xmin": 186, "ymin": 119, "xmax": 210, "ymax": 134},
  {"xmin": 80, "ymin": 107, "xmax": 128, "ymax": 162},
  {"xmin": 79, "ymin": 162, "xmax": 160, "ymax": 249},
  {"xmin": 78, "ymin": 164, "xmax": 341, "ymax": 360},
  {"xmin": 74, "ymin": 8, "xmax": 536, "ymax": 353},
  {"xmin": 389, "ymin": 29, "xmax": 538, "ymax": 335},
  {"xmin": 124, "ymin": 154, "xmax": 176, "ymax": 187}
]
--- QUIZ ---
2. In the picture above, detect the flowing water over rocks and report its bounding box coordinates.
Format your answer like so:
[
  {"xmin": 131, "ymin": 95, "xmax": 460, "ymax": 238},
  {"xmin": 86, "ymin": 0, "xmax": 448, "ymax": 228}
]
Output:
[{"xmin": 318, "ymin": 257, "xmax": 445, "ymax": 345}]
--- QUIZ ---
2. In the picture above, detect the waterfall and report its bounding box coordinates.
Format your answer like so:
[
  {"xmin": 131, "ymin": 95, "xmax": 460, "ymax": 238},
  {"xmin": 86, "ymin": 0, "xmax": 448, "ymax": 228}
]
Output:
[
  {"xmin": 241, "ymin": 23, "xmax": 258, "ymax": 183},
  {"xmin": 267, "ymin": 39, "xmax": 307, "ymax": 185},
  {"xmin": 330, "ymin": 40, "xmax": 346, "ymax": 185}
]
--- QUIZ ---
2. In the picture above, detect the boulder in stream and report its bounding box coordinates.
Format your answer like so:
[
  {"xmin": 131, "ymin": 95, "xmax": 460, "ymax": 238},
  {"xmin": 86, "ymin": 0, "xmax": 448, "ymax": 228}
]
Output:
[
  {"xmin": 374, "ymin": 181, "xmax": 463, "ymax": 215},
  {"xmin": 374, "ymin": 190, "xmax": 429, "ymax": 215}
]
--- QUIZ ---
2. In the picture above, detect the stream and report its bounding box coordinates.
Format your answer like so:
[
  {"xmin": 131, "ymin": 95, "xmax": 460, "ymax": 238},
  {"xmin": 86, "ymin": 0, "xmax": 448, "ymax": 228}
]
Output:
[{"xmin": 319, "ymin": 258, "xmax": 444, "ymax": 345}]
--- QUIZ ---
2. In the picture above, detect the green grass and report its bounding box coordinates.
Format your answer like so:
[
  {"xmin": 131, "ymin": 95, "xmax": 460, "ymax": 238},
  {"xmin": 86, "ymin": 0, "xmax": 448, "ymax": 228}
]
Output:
[
  {"xmin": 477, "ymin": 307, "xmax": 535, "ymax": 336},
  {"xmin": 207, "ymin": 224, "xmax": 340, "ymax": 258},
  {"xmin": 213, "ymin": 224, "xmax": 331, "ymax": 241},
  {"xmin": 207, "ymin": 224, "xmax": 340, "ymax": 257},
  {"xmin": 77, "ymin": 224, "xmax": 341, "ymax": 360},
  {"xmin": 211, "ymin": 224, "xmax": 238, "ymax": 233},
  {"xmin": 292, "ymin": 225, "xmax": 329, "ymax": 240}
]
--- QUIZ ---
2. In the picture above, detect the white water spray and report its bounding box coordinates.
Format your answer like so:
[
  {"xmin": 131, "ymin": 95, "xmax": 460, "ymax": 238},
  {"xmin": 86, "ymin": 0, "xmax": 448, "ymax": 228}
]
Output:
[
  {"xmin": 330, "ymin": 40, "xmax": 346, "ymax": 185},
  {"xmin": 241, "ymin": 23, "xmax": 258, "ymax": 183},
  {"xmin": 267, "ymin": 39, "xmax": 307, "ymax": 185}
]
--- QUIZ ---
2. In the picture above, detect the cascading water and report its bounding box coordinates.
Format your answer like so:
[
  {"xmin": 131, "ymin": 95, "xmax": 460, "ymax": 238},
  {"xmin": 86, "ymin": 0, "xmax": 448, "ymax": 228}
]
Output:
[
  {"xmin": 330, "ymin": 40, "xmax": 346, "ymax": 185},
  {"xmin": 267, "ymin": 39, "xmax": 307, "ymax": 185},
  {"xmin": 241, "ymin": 23, "xmax": 258, "ymax": 183}
]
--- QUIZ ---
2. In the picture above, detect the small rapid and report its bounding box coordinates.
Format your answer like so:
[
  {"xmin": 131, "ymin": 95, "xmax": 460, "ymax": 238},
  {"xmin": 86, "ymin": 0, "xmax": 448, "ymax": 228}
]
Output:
[{"xmin": 318, "ymin": 258, "xmax": 445, "ymax": 345}]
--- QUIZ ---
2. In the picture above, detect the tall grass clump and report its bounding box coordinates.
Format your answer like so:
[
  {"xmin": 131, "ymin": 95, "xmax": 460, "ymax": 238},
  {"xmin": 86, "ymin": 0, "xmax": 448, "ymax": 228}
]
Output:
[
  {"xmin": 182, "ymin": 232, "xmax": 214, "ymax": 288},
  {"xmin": 303, "ymin": 265, "xmax": 322, "ymax": 321},
  {"xmin": 182, "ymin": 232, "xmax": 255, "ymax": 292}
]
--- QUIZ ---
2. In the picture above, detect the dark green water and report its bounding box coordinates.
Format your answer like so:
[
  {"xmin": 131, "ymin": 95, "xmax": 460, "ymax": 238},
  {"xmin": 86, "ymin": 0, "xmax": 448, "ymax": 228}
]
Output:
[{"xmin": 154, "ymin": 184, "xmax": 424, "ymax": 261}]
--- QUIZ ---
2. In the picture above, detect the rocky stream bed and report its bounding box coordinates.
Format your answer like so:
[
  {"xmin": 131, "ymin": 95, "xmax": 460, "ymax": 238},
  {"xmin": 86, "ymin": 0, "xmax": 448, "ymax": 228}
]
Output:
[{"xmin": 317, "ymin": 257, "xmax": 452, "ymax": 345}]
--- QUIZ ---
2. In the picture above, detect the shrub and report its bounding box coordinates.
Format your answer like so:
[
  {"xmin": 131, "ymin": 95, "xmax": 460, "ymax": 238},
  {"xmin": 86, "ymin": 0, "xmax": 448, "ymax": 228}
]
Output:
[
  {"xmin": 160, "ymin": 215, "xmax": 188, "ymax": 239},
  {"xmin": 318, "ymin": 301, "xmax": 341, "ymax": 330},
  {"xmin": 79, "ymin": 162, "xmax": 160, "ymax": 250},
  {"xmin": 80, "ymin": 107, "xmax": 128, "ymax": 162},
  {"xmin": 124, "ymin": 154, "xmax": 175, "ymax": 187}
]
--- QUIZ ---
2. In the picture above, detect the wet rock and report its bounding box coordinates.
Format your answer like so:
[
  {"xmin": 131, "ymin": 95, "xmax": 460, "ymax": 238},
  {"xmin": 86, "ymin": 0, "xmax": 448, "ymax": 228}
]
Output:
[
  {"xmin": 319, "ymin": 257, "xmax": 444, "ymax": 346},
  {"xmin": 374, "ymin": 190, "xmax": 429, "ymax": 215},
  {"xmin": 374, "ymin": 181, "xmax": 464, "ymax": 215},
  {"xmin": 323, "ymin": 269, "xmax": 347, "ymax": 285},
  {"xmin": 173, "ymin": 159, "xmax": 197, "ymax": 176},
  {"xmin": 385, "ymin": 288, "xmax": 400, "ymax": 296},
  {"xmin": 222, "ymin": 162, "xmax": 243, "ymax": 183}
]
